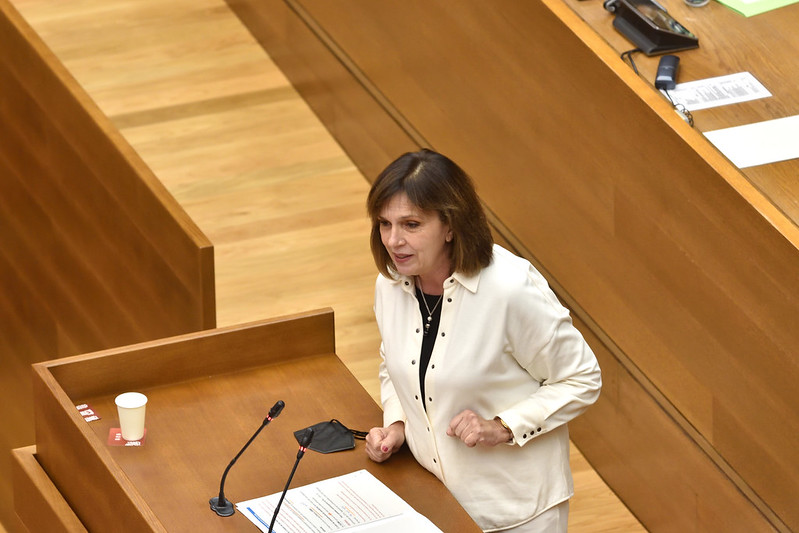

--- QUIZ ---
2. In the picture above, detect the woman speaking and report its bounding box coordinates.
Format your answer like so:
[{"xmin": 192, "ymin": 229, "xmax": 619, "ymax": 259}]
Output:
[{"xmin": 364, "ymin": 149, "xmax": 601, "ymax": 532}]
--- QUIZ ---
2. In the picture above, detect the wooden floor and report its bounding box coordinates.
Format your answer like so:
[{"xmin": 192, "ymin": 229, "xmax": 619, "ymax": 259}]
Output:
[{"xmin": 10, "ymin": 0, "xmax": 645, "ymax": 530}]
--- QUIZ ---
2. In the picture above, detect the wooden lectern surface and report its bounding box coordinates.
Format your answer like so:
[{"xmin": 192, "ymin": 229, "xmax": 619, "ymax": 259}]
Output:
[{"xmin": 27, "ymin": 309, "xmax": 479, "ymax": 532}]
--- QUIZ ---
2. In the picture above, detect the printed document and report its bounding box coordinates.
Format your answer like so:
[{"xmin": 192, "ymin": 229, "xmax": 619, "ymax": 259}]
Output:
[
  {"xmin": 236, "ymin": 469, "xmax": 442, "ymax": 533},
  {"xmin": 662, "ymin": 72, "xmax": 771, "ymax": 111}
]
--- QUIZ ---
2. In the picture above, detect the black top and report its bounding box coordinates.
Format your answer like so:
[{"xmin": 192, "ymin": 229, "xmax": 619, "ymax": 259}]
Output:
[{"xmin": 416, "ymin": 287, "xmax": 442, "ymax": 410}]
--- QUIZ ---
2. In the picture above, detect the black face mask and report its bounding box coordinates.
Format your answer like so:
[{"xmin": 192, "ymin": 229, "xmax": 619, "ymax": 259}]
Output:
[{"xmin": 293, "ymin": 419, "xmax": 367, "ymax": 454}]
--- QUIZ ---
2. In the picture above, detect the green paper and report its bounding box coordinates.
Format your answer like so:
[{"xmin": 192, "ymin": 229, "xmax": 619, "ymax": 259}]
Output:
[{"xmin": 715, "ymin": 0, "xmax": 799, "ymax": 16}]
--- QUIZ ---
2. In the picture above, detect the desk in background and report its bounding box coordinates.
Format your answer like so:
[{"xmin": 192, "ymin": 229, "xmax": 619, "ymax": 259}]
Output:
[
  {"xmin": 225, "ymin": 1, "xmax": 799, "ymax": 530},
  {"xmin": 565, "ymin": 0, "xmax": 799, "ymax": 222}
]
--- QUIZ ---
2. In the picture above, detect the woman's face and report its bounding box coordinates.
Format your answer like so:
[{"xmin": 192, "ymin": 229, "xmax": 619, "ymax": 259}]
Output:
[{"xmin": 378, "ymin": 192, "xmax": 453, "ymax": 286}]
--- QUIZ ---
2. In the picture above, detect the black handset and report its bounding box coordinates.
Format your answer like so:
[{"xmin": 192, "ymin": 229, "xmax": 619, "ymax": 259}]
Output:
[{"xmin": 655, "ymin": 55, "xmax": 680, "ymax": 90}]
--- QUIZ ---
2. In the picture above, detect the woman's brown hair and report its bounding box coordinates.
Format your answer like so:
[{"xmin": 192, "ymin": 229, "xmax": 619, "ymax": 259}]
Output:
[{"xmin": 367, "ymin": 149, "xmax": 493, "ymax": 278}]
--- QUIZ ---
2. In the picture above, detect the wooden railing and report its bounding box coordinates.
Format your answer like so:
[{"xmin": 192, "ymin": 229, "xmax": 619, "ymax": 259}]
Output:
[{"xmin": 0, "ymin": 1, "xmax": 215, "ymax": 529}]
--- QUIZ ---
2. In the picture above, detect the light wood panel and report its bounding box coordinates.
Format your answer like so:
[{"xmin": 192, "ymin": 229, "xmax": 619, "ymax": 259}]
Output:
[
  {"xmin": 9, "ymin": 0, "xmax": 642, "ymax": 531},
  {"xmin": 0, "ymin": 0, "xmax": 215, "ymax": 530},
  {"xmin": 224, "ymin": 0, "xmax": 798, "ymax": 531}
]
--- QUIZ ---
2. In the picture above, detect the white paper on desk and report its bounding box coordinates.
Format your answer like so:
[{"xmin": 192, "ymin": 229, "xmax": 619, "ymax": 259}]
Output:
[
  {"xmin": 704, "ymin": 114, "xmax": 799, "ymax": 168},
  {"xmin": 236, "ymin": 469, "xmax": 442, "ymax": 533},
  {"xmin": 662, "ymin": 72, "xmax": 771, "ymax": 111}
]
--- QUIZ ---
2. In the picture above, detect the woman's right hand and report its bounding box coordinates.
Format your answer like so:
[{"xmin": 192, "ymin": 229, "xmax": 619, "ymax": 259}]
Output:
[{"xmin": 365, "ymin": 421, "xmax": 406, "ymax": 463}]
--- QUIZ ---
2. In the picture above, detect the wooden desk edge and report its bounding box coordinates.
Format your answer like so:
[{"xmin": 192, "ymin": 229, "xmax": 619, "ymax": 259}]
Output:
[
  {"xmin": 11, "ymin": 445, "xmax": 87, "ymax": 533},
  {"xmin": 546, "ymin": 0, "xmax": 799, "ymax": 247}
]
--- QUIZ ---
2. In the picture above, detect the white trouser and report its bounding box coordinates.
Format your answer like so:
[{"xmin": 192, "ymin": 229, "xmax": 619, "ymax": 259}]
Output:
[{"xmin": 495, "ymin": 500, "xmax": 569, "ymax": 533}]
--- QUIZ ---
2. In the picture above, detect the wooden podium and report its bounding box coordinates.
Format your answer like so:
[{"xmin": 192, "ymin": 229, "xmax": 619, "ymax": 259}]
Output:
[{"xmin": 12, "ymin": 309, "xmax": 479, "ymax": 532}]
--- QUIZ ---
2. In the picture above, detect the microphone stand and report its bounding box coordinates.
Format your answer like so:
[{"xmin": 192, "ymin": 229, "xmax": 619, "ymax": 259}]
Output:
[
  {"xmin": 210, "ymin": 400, "xmax": 285, "ymax": 517},
  {"xmin": 268, "ymin": 427, "xmax": 314, "ymax": 532}
]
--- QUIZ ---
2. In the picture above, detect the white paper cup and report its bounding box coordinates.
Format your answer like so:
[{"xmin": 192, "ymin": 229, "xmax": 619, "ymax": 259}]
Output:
[{"xmin": 115, "ymin": 392, "xmax": 147, "ymax": 441}]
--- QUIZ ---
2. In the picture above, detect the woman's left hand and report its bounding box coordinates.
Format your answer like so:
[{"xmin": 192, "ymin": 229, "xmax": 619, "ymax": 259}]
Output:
[{"xmin": 447, "ymin": 409, "xmax": 512, "ymax": 447}]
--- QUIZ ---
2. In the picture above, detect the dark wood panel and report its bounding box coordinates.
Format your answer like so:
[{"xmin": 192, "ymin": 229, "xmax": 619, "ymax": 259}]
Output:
[
  {"xmin": 569, "ymin": 316, "xmax": 775, "ymax": 532},
  {"xmin": 225, "ymin": 0, "xmax": 799, "ymax": 530},
  {"xmin": 0, "ymin": 1, "xmax": 215, "ymax": 529}
]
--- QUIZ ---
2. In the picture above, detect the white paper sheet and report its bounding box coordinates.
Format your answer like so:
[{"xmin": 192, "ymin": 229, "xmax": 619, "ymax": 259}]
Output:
[
  {"xmin": 236, "ymin": 469, "xmax": 442, "ymax": 533},
  {"xmin": 662, "ymin": 72, "xmax": 771, "ymax": 111},
  {"xmin": 704, "ymin": 115, "xmax": 799, "ymax": 168}
]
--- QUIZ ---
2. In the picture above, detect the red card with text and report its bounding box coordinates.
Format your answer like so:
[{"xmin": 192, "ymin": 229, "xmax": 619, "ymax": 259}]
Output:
[{"xmin": 108, "ymin": 428, "xmax": 147, "ymax": 446}]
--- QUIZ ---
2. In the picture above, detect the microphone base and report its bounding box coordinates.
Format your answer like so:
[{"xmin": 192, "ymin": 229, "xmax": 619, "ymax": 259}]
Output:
[{"xmin": 209, "ymin": 496, "xmax": 235, "ymax": 517}]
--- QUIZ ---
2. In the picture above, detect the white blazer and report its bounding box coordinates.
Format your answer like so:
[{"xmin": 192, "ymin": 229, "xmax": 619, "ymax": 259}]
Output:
[{"xmin": 374, "ymin": 245, "xmax": 602, "ymax": 531}]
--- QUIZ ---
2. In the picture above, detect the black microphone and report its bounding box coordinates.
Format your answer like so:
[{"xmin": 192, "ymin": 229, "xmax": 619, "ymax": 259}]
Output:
[
  {"xmin": 210, "ymin": 400, "xmax": 285, "ymax": 517},
  {"xmin": 268, "ymin": 427, "xmax": 314, "ymax": 532}
]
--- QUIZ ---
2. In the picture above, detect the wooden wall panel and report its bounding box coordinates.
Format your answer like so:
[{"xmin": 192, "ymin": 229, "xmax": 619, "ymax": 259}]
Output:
[
  {"xmin": 225, "ymin": 0, "xmax": 798, "ymax": 530},
  {"xmin": 568, "ymin": 316, "xmax": 771, "ymax": 532},
  {"xmin": 0, "ymin": 1, "xmax": 215, "ymax": 529}
]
